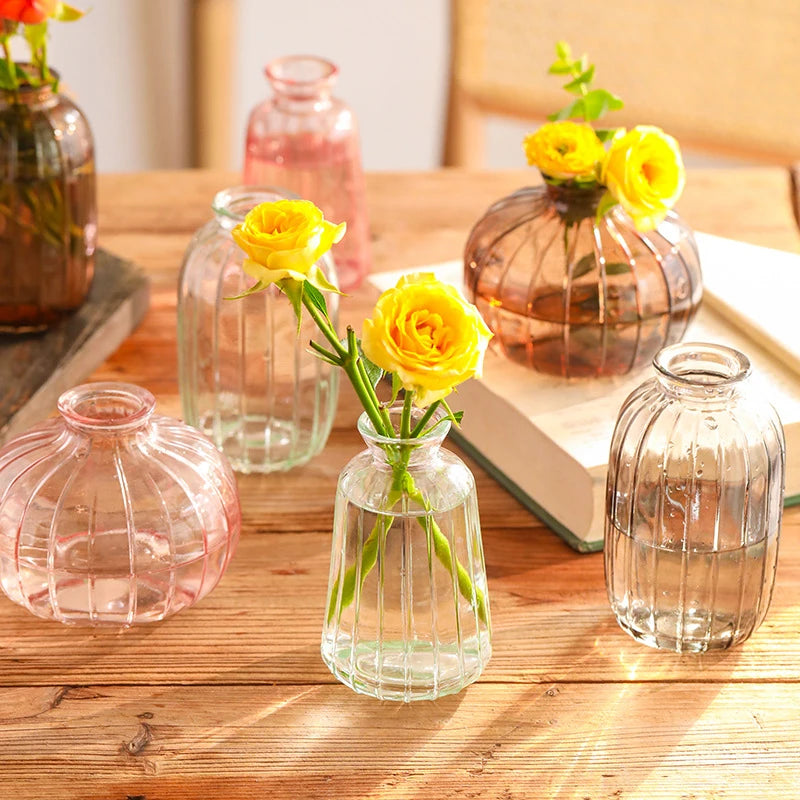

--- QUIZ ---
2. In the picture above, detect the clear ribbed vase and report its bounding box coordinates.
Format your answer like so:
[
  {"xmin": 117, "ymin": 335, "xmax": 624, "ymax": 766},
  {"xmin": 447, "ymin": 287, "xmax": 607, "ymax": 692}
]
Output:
[
  {"xmin": 321, "ymin": 407, "xmax": 491, "ymax": 701},
  {"xmin": 177, "ymin": 186, "xmax": 339, "ymax": 473},
  {"xmin": 0, "ymin": 382, "xmax": 241, "ymax": 626},
  {"xmin": 605, "ymin": 343, "xmax": 785, "ymax": 652}
]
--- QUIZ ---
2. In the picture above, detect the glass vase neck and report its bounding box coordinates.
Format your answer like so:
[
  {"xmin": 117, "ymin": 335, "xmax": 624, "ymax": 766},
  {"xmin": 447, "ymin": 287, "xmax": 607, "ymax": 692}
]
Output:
[
  {"xmin": 212, "ymin": 185, "xmax": 299, "ymax": 231},
  {"xmin": 654, "ymin": 342, "xmax": 751, "ymax": 400},
  {"xmin": 0, "ymin": 67, "xmax": 57, "ymax": 109},
  {"xmin": 58, "ymin": 383, "xmax": 156, "ymax": 435},
  {"xmin": 545, "ymin": 181, "xmax": 606, "ymax": 219},
  {"xmin": 265, "ymin": 55, "xmax": 337, "ymax": 109},
  {"xmin": 357, "ymin": 407, "xmax": 451, "ymax": 468}
]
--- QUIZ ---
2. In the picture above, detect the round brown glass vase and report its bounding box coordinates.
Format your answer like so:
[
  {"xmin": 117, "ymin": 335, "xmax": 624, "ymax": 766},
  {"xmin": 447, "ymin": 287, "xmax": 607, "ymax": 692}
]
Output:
[
  {"xmin": 464, "ymin": 183, "xmax": 703, "ymax": 378},
  {"xmin": 0, "ymin": 73, "xmax": 97, "ymax": 333}
]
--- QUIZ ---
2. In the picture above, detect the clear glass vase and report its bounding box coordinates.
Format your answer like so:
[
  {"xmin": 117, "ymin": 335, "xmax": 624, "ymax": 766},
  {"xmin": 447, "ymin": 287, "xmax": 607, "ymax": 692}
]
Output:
[
  {"xmin": 0, "ymin": 77, "xmax": 97, "ymax": 332},
  {"xmin": 177, "ymin": 186, "xmax": 339, "ymax": 473},
  {"xmin": 605, "ymin": 343, "xmax": 785, "ymax": 652},
  {"xmin": 244, "ymin": 55, "xmax": 371, "ymax": 292},
  {"xmin": 321, "ymin": 407, "xmax": 492, "ymax": 701},
  {"xmin": 0, "ymin": 382, "xmax": 241, "ymax": 626},
  {"xmin": 464, "ymin": 184, "xmax": 703, "ymax": 378}
]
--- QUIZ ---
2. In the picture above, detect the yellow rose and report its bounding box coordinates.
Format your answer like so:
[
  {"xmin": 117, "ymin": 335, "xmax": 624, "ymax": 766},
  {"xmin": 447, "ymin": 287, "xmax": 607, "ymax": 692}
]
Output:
[
  {"xmin": 523, "ymin": 121, "xmax": 606, "ymax": 180},
  {"xmin": 601, "ymin": 125, "xmax": 686, "ymax": 231},
  {"xmin": 362, "ymin": 273, "xmax": 493, "ymax": 407},
  {"xmin": 232, "ymin": 199, "xmax": 346, "ymax": 292}
]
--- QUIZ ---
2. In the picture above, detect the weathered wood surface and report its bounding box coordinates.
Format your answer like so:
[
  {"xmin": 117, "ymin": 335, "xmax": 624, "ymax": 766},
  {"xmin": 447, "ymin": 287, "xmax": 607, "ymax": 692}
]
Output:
[
  {"xmin": 0, "ymin": 249, "xmax": 149, "ymax": 442},
  {"xmin": 0, "ymin": 169, "xmax": 798, "ymax": 798}
]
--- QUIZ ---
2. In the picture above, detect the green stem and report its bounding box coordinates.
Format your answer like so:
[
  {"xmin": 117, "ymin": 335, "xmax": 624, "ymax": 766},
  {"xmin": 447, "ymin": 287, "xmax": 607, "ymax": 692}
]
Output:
[
  {"xmin": 300, "ymin": 291, "xmax": 391, "ymax": 438},
  {"xmin": 410, "ymin": 400, "xmax": 441, "ymax": 438},
  {"xmin": 400, "ymin": 390, "xmax": 414, "ymax": 439},
  {"xmin": 326, "ymin": 468, "xmax": 407, "ymax": 624},
  {"xmin": 405, "ymin": 481, "xmax": 488, "ymax": 626},
  {"xmin": 2, "ymin": 39, "xmax": 18, "ymax": 95},
  {"xmin": 300, "ymin": 293, "xmax": 346, "ymax": 358}
]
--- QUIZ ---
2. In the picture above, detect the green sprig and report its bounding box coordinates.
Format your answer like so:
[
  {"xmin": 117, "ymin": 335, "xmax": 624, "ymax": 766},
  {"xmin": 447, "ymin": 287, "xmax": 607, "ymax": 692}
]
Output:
[{"xmin": 547, "ymin": 40, "xmax": 624, "ymax": 123}]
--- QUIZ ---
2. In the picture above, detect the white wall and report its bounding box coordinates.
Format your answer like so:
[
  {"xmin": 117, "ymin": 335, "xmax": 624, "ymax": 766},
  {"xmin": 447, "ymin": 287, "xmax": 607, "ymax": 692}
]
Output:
[
  {"xmin": 36, "ymin": 0, "xmax": 453, "ymax": 173},
  {"xmin": 41, "ymin": 0, "xmax": 191, "ymax": 172},
  {"xmin": 232, "ymin": 0, "xmax": 450, "ymax": 172}
]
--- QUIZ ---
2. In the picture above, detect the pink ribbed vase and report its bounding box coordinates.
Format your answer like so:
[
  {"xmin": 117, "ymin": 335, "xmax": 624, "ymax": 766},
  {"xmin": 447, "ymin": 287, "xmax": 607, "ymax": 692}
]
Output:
[{"xmin": 0, "ymin": 382, "xmax": 241, "ymax": 626}]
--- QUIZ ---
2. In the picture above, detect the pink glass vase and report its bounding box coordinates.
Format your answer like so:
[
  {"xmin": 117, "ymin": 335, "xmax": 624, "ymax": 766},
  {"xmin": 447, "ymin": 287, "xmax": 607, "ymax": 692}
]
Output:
[
  {"xmin": 244, "ymin": 55, "xmax": 371, "ymax": 292},
  {"xmin": 0, "ymin": 383, "xmax": 241, "ymax": 626}
]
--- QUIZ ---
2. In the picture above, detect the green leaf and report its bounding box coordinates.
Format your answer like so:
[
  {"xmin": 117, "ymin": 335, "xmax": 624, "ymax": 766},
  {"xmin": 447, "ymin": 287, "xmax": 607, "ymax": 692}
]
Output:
[
  {"xmin": 580, "ymin": 89, "xmax": 611, "ymax": 121},
  {"xmin": 23, "ymin": 22, "xmax": 47, "ymax": 53},
  {"xmin": 604, "ymin": 262, "xmax": 632, "ymax": 275},
  {"xmin": 555, "ymin": 40, "xmax": 571, "ymax": 60},
  {"xmin": 563, "ymin": 65, "xmax": 594, "ymax": 93},
  {"xmin": 438, "ymin": 399, "xmax": 464, "ymax": 430},
  {"xmin": 281, "ymin": 279, "xmax": 304, "ymax": 331},
  {"xmin": 224, "ymin": 280, "xmax": 270, "ymax": 301},
  {"xmin": 302, "ymin": 281, "xmax": 328, "ymax": 318},
  {"xmin": 53, "ymin": 2, "xmax": 85, "ymax": 21},
  {"xmin": 390, "ymin": 372, "xmax": 403, "ymax": 404},
  {"xmin": 595, "ymin": 127, "xmax": 621, "ymax": 143},
  {"xmin": 548, "ymin": 62, "xmax": 574, "ymax": 75},
  {"xmin": 0, "ymin": 59, "xmax": 18, "ymax": 91},
  {"xmin": 595, "ymin": 190, "xmax": 619, "ymax": 223},
  {"xmin": 548, "ymin": 98, "xmax": 585, "ymax": 121},
  {"xmin": 571, "ymin": 253, "xmax": 598, "ymax": 280}
]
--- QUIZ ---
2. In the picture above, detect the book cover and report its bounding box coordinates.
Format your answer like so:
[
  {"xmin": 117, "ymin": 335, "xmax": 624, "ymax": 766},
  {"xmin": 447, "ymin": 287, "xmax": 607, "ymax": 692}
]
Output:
[{"xmin": 370, "ymin": 232, "xmax": 800, "ymax": 553}]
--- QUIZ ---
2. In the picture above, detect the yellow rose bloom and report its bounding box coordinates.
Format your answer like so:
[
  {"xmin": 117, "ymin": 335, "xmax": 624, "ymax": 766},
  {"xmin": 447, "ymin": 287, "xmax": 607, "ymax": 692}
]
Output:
[
  {"xmin": 362, "ymin": 273, "xmax": 493, "ymax": 407},
  {"xmin": 232, "ymin": 199, "xmax": 346, "ymax": 291},
  {"xmin": 523, "ymin": 121, "xmax": 606, "ymax": 180},
  {"xmin": 601, "ymin": 125, "xmax": 686, "ymax": 231}
]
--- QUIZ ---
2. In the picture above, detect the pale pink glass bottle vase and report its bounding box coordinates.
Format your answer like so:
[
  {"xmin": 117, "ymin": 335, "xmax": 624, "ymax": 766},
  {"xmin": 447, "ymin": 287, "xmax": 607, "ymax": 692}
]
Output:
[
  {"xmin": 244, "ymin": 55, "xmax": 371, "ymax": 292},
  {"xmin": 0, "ymin": 383, "xmax": 241, "ymax": 626}
]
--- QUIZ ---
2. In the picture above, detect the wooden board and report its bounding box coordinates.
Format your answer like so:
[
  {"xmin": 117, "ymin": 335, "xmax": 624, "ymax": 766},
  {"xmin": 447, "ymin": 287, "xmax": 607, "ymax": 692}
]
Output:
[{"xmin": 0, "ymin": 249, "xmax": 150, "ymax": 443}]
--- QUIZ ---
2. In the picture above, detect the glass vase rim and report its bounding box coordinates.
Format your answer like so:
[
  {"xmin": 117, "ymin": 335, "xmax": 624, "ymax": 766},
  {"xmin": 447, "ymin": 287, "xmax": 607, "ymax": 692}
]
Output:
[
  {"xmin": 654, "ymin": 342, "xmax": 752, "ymax": 388},
  {"xmin": 265, "ymin": 55, "xmax": 338, "ymax": 91},
  {"xmin": 212, "ymin": 185, "xmax": 301, "ymax": 223},
  {"xmin": 356, "ymin": 405, "xmax": 451, "ymax": 446},
  {"xmin": 0, "ymin": 66, "xmax": 60, "ymax": 105},
  {"xmin": 57, "ymin": 381, "xmax": 156, "ymax": 432}
]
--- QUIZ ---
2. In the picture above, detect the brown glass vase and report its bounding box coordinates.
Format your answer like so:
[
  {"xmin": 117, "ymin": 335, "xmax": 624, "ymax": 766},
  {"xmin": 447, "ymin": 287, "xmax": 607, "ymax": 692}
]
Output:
[
  {"xmin": 0, "ymin": 76, "xmax": 96, "ymax": 333},
  {"xmin": 464, "ymin": 184, "xmax": 702, "ymax": 378}
]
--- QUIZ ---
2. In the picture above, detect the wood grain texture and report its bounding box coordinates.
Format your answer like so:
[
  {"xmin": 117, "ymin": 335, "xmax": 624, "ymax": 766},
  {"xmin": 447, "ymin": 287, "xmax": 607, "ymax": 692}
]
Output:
[
  {"xmin": 0, "ymin": 683, "xmax": 797, "ymax": 800},
  {"xmin": 0, "ymin": 169, "xmax": 798, "ymax": 797}
]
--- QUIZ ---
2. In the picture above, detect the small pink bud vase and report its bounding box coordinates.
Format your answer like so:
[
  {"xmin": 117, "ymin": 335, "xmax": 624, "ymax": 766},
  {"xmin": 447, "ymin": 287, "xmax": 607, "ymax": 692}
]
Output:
[
  {"xmin": 244, "ymin": 55, "xmax": 371, "ymax": 292},
  {"xmin": 0, "ymin": 382, "xmax": 241, "ymax": 626}
]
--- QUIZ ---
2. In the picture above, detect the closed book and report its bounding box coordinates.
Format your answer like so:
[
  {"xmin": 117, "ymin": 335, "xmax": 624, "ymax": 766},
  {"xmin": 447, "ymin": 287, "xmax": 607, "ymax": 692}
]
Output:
[{"xmin": 370, "ymin": 233, "xmax": 800, "ymax": 552}]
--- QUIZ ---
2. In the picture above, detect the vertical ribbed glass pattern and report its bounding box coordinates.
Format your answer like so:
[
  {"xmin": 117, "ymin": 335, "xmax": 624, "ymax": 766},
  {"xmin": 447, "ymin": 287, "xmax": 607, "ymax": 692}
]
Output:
[
  {"xmin": 177, "ymin": 187, "xmax": 339, "ymax": 473},
  {"xmin": 605, "ymin": 343, "xmax": 785, "ymax": 652},
  {"xmin": 0, "ymin": 383, "xmax": 241, "ymax": 626},
  {"xmin": 321, "ymin": 409, "xmax": 492, "ymax": 701},
  {"xmin": 464, "ymin": 184, "xmax": 703, "ymax": 378}
]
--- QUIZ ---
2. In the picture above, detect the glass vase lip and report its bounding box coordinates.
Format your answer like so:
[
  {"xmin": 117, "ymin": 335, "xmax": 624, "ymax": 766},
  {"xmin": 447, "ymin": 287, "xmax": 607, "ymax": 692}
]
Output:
[
  {"xmin": 57, "ymin": 382, "xmax": 156, "ymax": 432},
  {"xmin": 265, "ymin": 55, "xmax": 338, "ymax": 95},
  {"xmin": 356, "ymin": 405, "xmax": 451, "ymax": 447},
  {"xmin": 654, "ymin": 342, "xmax": 751, "ymax": 388},
  {"xmin": 212, "ymin": 185, "xmax": 301, "ymax": 225},
  {"xmin": 0, "ymin": 66, "xmax": 59, "ymax": 107}
]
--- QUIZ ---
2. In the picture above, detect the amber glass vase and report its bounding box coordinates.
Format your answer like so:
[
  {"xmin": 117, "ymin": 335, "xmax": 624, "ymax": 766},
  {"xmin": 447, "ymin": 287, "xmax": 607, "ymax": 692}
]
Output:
[
  {"xmin": 0, "ymin": 78, "xmax": 96, "ymax": 332},
  {"xmin": 464, "ymin": 184, "xmax": 702, "ymax": 378}
]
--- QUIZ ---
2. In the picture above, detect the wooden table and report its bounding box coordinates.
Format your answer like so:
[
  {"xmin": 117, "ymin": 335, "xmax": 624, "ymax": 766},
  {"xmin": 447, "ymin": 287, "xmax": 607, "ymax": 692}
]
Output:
[{"xmin": 2, "ymin": 169, "xmax": 799, "ymax": 799}]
